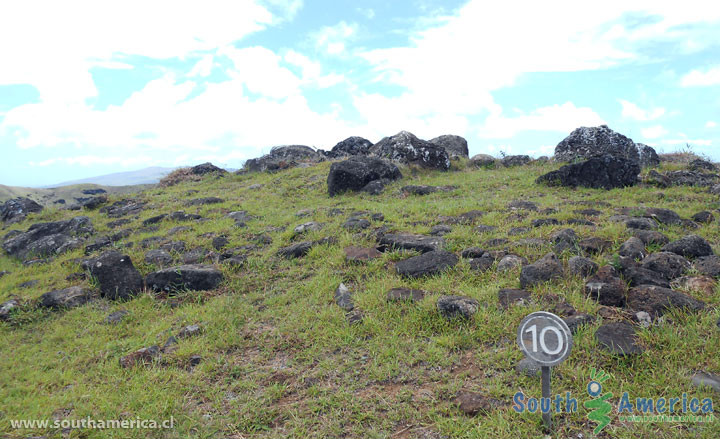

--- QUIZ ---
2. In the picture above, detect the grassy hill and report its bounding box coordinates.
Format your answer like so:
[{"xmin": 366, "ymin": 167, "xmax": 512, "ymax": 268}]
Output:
[
  {"xmin": 0, "ymin": 183, "xmax": 154, "ymax": 205},
  {"xmin": 1, "ymin": 159, "xmax": 718, "ymax": 438}
]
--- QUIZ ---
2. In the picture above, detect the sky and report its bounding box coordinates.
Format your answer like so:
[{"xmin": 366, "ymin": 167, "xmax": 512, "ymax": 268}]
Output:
[{"xmin": 1, "ymin": 0, "xmax": 719, "ymax": 187}]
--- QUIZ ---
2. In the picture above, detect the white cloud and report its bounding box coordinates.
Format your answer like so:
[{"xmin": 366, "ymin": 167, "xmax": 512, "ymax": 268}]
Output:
[
  {"xmin": 478, "ymin": 102, "xmax": 606, "ymax": 138},
  {"xmin": 641, "ymin": 125, "xmax": 669, "ymax": 139},
  {"xmin": 0, "ymin": 0, "xmax": 290, "ymax": 104},
  {"xmin": 707, "ymin": 121, "xmax": 718, "ymax": 128},
  {"xmin": 680, "ymin": 66, "xmax": 720, "ymax": 87},
  {"xmin": 661, "ymin": 138, "xmax": 712, "ymax": 146},
  {"xmin": 283, "ymin": 50, "xmax": 345, "ymax": 88},
  {"xmin": 619, "ymin": 99, "xmax": 665, "ymax": 121},
  {"xmin": 312, "ymin": 21, "xmax": 358, "ymax": 55},
  {"xmin": 357, "ymin": 8, "xmax": 375, "ymax": 19},
  {"xmin": 188, "ymin": 55, "xmax": 215, "ymax": 78}
]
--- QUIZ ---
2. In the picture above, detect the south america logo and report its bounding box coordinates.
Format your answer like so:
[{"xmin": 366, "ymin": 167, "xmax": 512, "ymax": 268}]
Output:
[{"xmin": 584, "ymin": 368, "xmax": 613, "ymax": 433}]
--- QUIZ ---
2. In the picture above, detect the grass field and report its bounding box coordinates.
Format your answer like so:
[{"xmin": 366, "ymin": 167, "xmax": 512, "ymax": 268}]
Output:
[{"xmin": 1, "ymin": 158, "xmax": 718, "ymax": 438}]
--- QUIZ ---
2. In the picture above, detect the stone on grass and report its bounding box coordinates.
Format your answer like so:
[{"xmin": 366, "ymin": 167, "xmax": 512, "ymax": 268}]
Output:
[
  {"xmin": 694, "ymin": 256, "xmax": 720, "ymax": 277},
  {"xmin": 437, "ymin": 295, "xmax": 479, "ymax": 319},
  {"xmin": 119, "ymin": 345, "xmax": 161, "ymax": 368},
  {"xmin": 378, "ymin": 233, "xmax": 443, "ymax": 253},
  {"xmin": 334, "ymin": 283, "xmax": 354, "ymax": 311},
  {"xmin": 145, "ymin": 249, "xmax": 172, "ymax": 267},
  {"xmin": 177, "ymin": 324, "xmax": 202, "ymax": 339},
  {"xmin": 515, "ymin": 357, "xmax": 541, "ymax": 378},
  {"xmin": 671, "ymin": 276, "xmax": 717, "ymax": 296},
  {"xmin": 387, "ymin": 288, "xmax": 426, "ymax": 302},
  {"xmin": 104, "ymin": 310, "xmax": 129, "ymax": 324},
  {"xmin": 563, "ymin": 314, "xmax": 597, "ymax": 334},
  {"xmin": 627, "ymin": 285, "xmax": 706, "ymax": 318},
  {"xmin": 595, "ymin": 322, "xmax": 643, "ymax": 356},
  {"xmin": 618, "ymin": 237, "xmax": 647, "ymax": 260},
  {"xmin": 455, "ymin": 391, "xmax": 504, "ymax": 416},
  {"xmin": 498, "ymin": 289, "xmax": 530, "ymax": 309},
  {"xmin": 395, "ymin": 250, "xmax": 458, "ymax": 278},
  {"xmin": 585, "ymin": 266, "xmax": 627, "ymax": 307},
  {"xmin": 519, "ymin": 253, "xmax": 563, "ymax": 288},
  {"xmin": 640, "ymin": 252, "xmax": 691, "ymax": 280},
  {"xmin": 661, "ymin": 235, "xmax": 714, "ymax": 259},
  {"xmin": 691, "ymin": 372, "xmax": 720, "ymax": 394},
  {"xmin": 568, "ymin": 256, "xmax": 598, "ymax": 277},
  {"xmin": 39, "ymin": 286, "xmax": 96, "ymax": 309},
  {"xmin": 146, "ymin": 265, "xmax": 223, "ymax": 293},
  {"xmin": 344, "ymin": 246, "xmax": 382, "ymax": 262}
]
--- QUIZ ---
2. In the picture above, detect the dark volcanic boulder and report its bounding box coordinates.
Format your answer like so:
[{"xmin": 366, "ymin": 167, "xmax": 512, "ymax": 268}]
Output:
[
  {"xmin": 627, "ymin": 285, "xmax": 706, "ymax": 318},
  {"xmin": 88, "ymin": 250, "xmax": 144, "ymax": 300},
  {"xmin": 39, "ymin": 286, "xmax": 96, "ymax": 309},
  {"xmin": 2, "ymin": 216, "xmax": 94, "ymax": 260},
  {"xmin": 100, "ymin": 199, "xmax": 146, "ymax": 218},
  {"xmin": 536, "ymin": 155, "xmax": 640, "ymax": 189},
  {"xmin": 190, "ymin": 162, "xmax": 227, "ymax": 175},
  {"xmin": 327, "ymin": 156, "xmax": 402, "ymax": 196},
  {"xmin": 369, "ymin": 131, "xmax": 450, "ymax": 170},
  {"xmin": 554, "ymin": 125, "xmax": 639, "ymax": 163},
  {"xmin": 243, "ymin": 145, "xmax": 323, "ymax": 172},
  {"xmin": 1, "ymin": 197, "xmax": 43, "ymax": 224},
  {"xmin": 146, "ymin": 265, "xmax": 224, "ymax": 293},
  {"xmin": 636, "ymin": 143, "xmax": 660, "ymax": 168},
  {"xmin": 584, "ymin": 266, "xmax": 627, "ymax": 307},
  {"xmin": 328, "ymin": 136, "xmax": 373, "ymax": 158},
  {"xmin": 519, "ymin": 253, "xmax": 564, "ymax": 288},
  {"xmin": 395, "ymin": 250, "xmax": 458, "ymax": 278},
  {"xmin": 661, "ymin": 235, "xmax": 714, "ymax": 259},
  {"xmin": 501, "ymin": 155, "xmax": 531, "ymax": 167},
  {"xmin": 595, "ymin": 322, "xmax": 643, "ymax": 355},
  {"xmin": 429, "ymin": 134, "xmax": 469, "ymax": 158},
  {"xmin": 378, "ymin": 233, "xmax": 444, "ymax": 253},
  {"xmin": 437, "ymin": 295, "xmax": 479, "ymax": 319},
  {"xmin": 640, "ymin": 252, "xmax": 691, "ymax": 279}
]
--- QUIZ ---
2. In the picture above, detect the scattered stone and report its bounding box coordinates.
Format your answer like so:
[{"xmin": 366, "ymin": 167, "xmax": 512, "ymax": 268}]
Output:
[
  {"xmin": 694, "ymin": 256, "xmax": 720, "ymax": 277},
  {"xmin": 579, "ymin": 237, "xmax": 612, "ymax": 255},
  {"xmin": 692, "ymin": 211, "xmax": 714, "ymax": 223},
  {"xmin": 437, "ymin": 295, "xmax": 479, "ymax": 319},
  {"xmin": 484, "ymin": 238, "xmax": 509, "ymax": 248},
  {"xmin": 661, "ymin": 235, "xmax": 714, "ymax": 259},
  {"xmin": 552, "ymin": 228, "xmax": 579, "ymax": 253},
  {"xmin": 2, "ymin": 216, "xmax": 94, "ymax": 260},
  {"xmin": 497, "ymin": 255, "xmax": 527, "ymax": 271},
  {"xmin": 243, "ymin": 145, "xmax": 323, "ymax": 172},
  {"xmin": 507, "ymin": 200, "xmax": 538, "ymax": 211},
  {"xmin": 143, "ymin": 214, "xmax": 167, "ymax": 226},
  {"xmin": 595, "ymin": 322, "xmax": 643, "ymax": 356},
  {"xmin": 100, "ymin": 199, "xmax": 146, "ymax": 218},
  {"xmin": 455, "ymin": 392, "xmax": 504, "ymax": 416},
  {"xmin": 623, "ymin": 266, "xmax": 671, "ymax": 288},
  {"xmin": 537, "ymin": 154, "xmax": 640, "ymax": 189},
  {"xmin": 438, "ymin": 210, "xmax": 485, "ymax": 225},
  {"xmin": 344, "ymin": 246, "xmax": 382, "ymax": 263},
  {"xmin": 430, "ymin": 225, "xmax": 452, "ymax": 236},
  {"xmin": 224, "ymin": 254, "xmax": 247, "ymax": 267},
  {"xmin": 387, "ymin": 288, "xmax": 426, "ymax": 302},
  {"xmin": 618, "ymin": 237, "xmax": 647, "ymax": 260},
  {"xmin": 80, "ymin": 195, "xmax": 107, "ymax": 210},
  {"xmin": 532, "ymin": 218, "xmax": 560, "ymax": 227},
  {"xmin": 277, "ymin": 241, "xmax": 314, "ymax": 259},
  {"xmin": 688, "ymin": 158, "xmax": 717, "ymax": 172},
  {"xmin": 0, "ymin": 299, "xmax": 20, "ymax": 320},
  {"xmin": 508, "ymin": 227, "xmax": 529, "ymax": 236},
  {"xmin": 568, "ymin": 256, "xmax": 598, "ymax": 277},
  {"xmin": 327, "ymin": 136, "xmax": 373, "ymax": 158},
  {"xmin": 402, "ymin": 185, "xmax": 458, "ymax": 195},
  {"xmin": 87, "ymin": 251, "xmax": 144, "ymax": 300},
  {"xmin": 566, "ymin": 218, "xmax": 596, "ymax": 227},
  {"xmin": 146, "ymin": 265, "xmax": 224, "ymax": 293},
  {"xmin": 637, "ymin": 143, "xmax": 660, "ymax": 168},
  {"xmin": 585, "ymin": 266, "xmax": 627, "ymax": 307},
  {"xmin": 212, "ymin": 236, "xmax": 229, "ymax": 250},
  {"xmin": 691, "ymin": 372, "xmax": 720, "ymax": 394},
  {"xmin": 640, "ymin": 252, "xmax": 691, "ymax": 279},
  {"xmin": 185, "ymin": 197, "xmax": 224, "ymax": 206},
  {"xmin": 378, "ymin": 233, "xmax": 443, "ymax": 253},
  {"xmin": 39, "ymin": 286, "xmax": 96, "ymax": 309},
  {"xmin": 104, "ymin": 310, "xmax": 129, "ymax": 324},
  {"xmin": 327, "ymin": 156, "xmax": 402, "ymax": 196},
  {"xmin": 519, "ymin": 253, "xmax": 564, "ymax": 288},
  {"xmin": 627, "ymin": 285, "xmax": 706, "ymax": 318},
  {"xmin": 429, "ymin": 134, "xmax": 469, "ymax": 158},
  {"xmin": 343, "ymin": 217, "xmax": 371, "ymax": 230},
  {"xmin": 475, "ymin": 225, "xmax": 497, "ymax": 233},
  {"xmin": 190, "ymin": 162, "xmax": 227, "ymax": 175},
  {"xmin": 502, "ymin": 155, "xmax": 531, "ymax": 167},
  {"xmin": 460, "ymin": 247, "xmax": 485, "ymax": 259},
  {"xmin": 516, "ymin": 357, "xmax": 542, "ymax": 377},
  {"xmin": 160, "ymin": 241, "xmax": 187, "ymax": 253},
  {"xmin": 334, "ymin": 283, "xmax": 354, "ymax": 311},
  {"xmin": 370, "ymin": 131, "xmax": 451, "ymax": 170},
  {"xmin": 177, "ymin": 324, "xmax": 202, "ymax": 339},
  {"xmin": 119, "ymin": 345, "xmax": 161, "ymax": 368},
  {"xmin": 1, "ymin": 197, "xmax": 43, "ymax": 224},
  {"xmin": 469, "ymin": 253, "xmax": 495, "ymax": 272},
  {"xmin": 396, "ymin": 250, "xmax": 458, "ymax": 278},
  {"xmin": 563, "ymin": 313, "xmax": 597, "ymax": 334},
  {"xmin": 145, "ymin": 249, "xmax": 173, "ymax": 267},
  {"xmin": 84, "ymin": 236, "xmax": 112, "ymax": 255},
  {"xmin": 671, "ymin": 276, "xmax": 717, "ymax": 296},
  {"xmin": 469, "ymin": 154, "xmax": 496, "ymax": 168},
  {"xmin": 498, "ymin": 288, "xmax": 531, "ymax": 309},
  {"xmin": 631, "ymin": 229, "xmax": 669, "ymax": 246}
]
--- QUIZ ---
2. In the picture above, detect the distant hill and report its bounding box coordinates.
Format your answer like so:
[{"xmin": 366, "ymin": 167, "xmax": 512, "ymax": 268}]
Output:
[
  {"xmin": 49, "ymin": 166, "xmax": 176, "ymax": 187},
  {"xmin": 0, "ymin": 183, "xmax": 153, "ymax": 206}
]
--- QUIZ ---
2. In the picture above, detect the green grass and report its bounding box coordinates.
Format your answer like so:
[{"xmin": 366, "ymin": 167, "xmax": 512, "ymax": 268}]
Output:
[{"xmin": 1, "ymin": 160, "xmax": 719, "ymax": 438}]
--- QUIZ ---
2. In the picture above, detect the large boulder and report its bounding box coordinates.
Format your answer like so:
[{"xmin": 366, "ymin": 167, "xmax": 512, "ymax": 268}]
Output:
[
  {"xmin": 1, "ymin": 197, "xmax": 43, "ymax": 224},
  {"xmin": 536, "ymin": 154, "xmax": 640, "ymax": 189},
  {"xmin": 145, "ymin": 264, "xmax": 224, "ymax": 293},
  {"xmin": 327, "ymin": 136, "xmax": 373, "ymax": 158},
  {"xmin": 327, "ymin": 156, "xmax": 402, "ymax": 196},
  {"xmin": 395, "ymin": 250, "xmax": 458, "ymax": 278},
  {"xmin": 554, "ymin": 125, "xmax": 639, "ymax": 163},
  {"xmin": 369, "ymin": 131, "xmax": 450, "ymax": 170},
  {"xmin": 636, "ymin": 143, "xmax": 660, "ymax": 168},
  {"xmin": 627, "ymin": 285, "xmax": 706, "ymax": 318},
  {"xmin": 190, "ymin": 162, "xmax": 227, "ymax": 175},
  {"xmin": 243, "ymin": 145, "xmax": 323, "ymax": 172},
  {"xmin": 39, "ymin": 286, "xmax": 96, "ymax": 310},
  {"xmin": 429, "ymin": 134, "xmax": 469, "ymax": 159},
  {"xmin": 519, "ymin": 253, "xmax": 564, "ymax": 288},
  {"xmin": 87, "ymin": 250, "xmax": 144, "ymax": 300},
  {"xmin": 661, "ymin": 235, "xmax": 714, "ymax": 259},
  {"xmin": 2, "ymin": 216, "xmax": 94, "ymax": 260}
]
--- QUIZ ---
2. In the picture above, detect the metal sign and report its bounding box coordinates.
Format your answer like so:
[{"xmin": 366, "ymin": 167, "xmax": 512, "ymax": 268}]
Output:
[
  {"xmin": 517, "ymin": 311, "xmax": 573, "ymax": 431},
  {"xmin": 517, "ymin": 311, "xmax": 573, "ymax": 367}
]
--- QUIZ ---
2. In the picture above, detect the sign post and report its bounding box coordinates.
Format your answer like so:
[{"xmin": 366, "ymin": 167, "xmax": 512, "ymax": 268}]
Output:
[{"xmin": 517, "ymin": 311, "xmax": 573, "ymax": 431}]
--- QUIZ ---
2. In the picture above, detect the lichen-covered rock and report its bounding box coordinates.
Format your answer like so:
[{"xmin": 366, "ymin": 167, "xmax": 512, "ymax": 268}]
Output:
[
  {"xmin": 429, "ymin": 134, "xmax": 469, "ymax": 158},
  {"xmin": 537, "ymin": 155, "xmax": 640, "ymax": 190},
  {"xmin": 327, "ymin": 156, "xmax": 402, "ymax": 196},
  {"xmin": 554, "ymin": 125, "xmax": 639, "ymax": 163},
  {"xmin": 370, "ymin": 131, "xmax": 450, "ymax": 170}
]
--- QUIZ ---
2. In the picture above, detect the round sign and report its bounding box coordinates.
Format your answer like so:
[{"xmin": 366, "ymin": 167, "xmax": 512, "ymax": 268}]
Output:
[{"xmin": 517, "ymin": 311, "xmax": 573, "ymax": 366}]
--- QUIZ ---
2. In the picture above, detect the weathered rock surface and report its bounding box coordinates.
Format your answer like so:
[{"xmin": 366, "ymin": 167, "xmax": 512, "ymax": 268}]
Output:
[
  {"xmin": 327, "ymin": 136, "xmax": 373, "ymax": 158},
  {"xmin": 661, "ymin": 235, "xmax": 714, "ymax": 259},
  {"xmin": 497, "ymin": 288, "xmax": 530, "ymax": 309},
  {"xmin": 537, "ymin": 155, "xmax": 640, "ymax": 190},
  {"xmin": 378, "ymin": 234, "xmax": 443, "ymax": 253},
  {"xmin": 370, "ymin": 131, "xmax": 450, "ymax": 170},
  {"xmin": 568, "ymin": 256, "xmax": 598, "ymax": 277},
  {"xmin": 146, "ymin": 265, "xmax": 224, "ymax": 293},
  {"xmin": 595, "ymin": 322, "xmax": 643, "ymax": 355},
  {"xmin": 119, "ymin": 345, "xmax": 161, "ymax": 368},
  {"xmin": 455, "ymin": 391, "xmax": 503, "ymax": 416},
  {"xmin": 344, "ymin": 246, "xmax": 382, "ymax": 262},
  {"xmin": 88, "ymin": 250, "xmax": 144, "ymax": 300},
  {"xmin": 519, "ymin": 253, "xmax": 563, "ymax": 288},
  {"xmin": 327, "ymin": 156, "xmax": 402, "ymax": 196},
  {"xmin": 627, "ymin": 285, "xmax": 706, "ymax": 318},
  {"xmin": 2, "ymin": 216, "xmax": 94, "ymax": 260},
  {"xmin": 395, "ymin": 250, "xmax": 458, "ymax": 278},
  {"xmin": 640, "ymin": 252, "xmax": 691, "ymax": 280},
  {"xmin": 334, "ymin": 283, "xmax": 354, "ymax": 311},
  {"xmin": 1, "ymin": 197, "xmax": 43, "ymax": 224},
  {"xmin": 554, "ymin": 125, "xmax": 640, "ymax": 163},
  {"xmin": 39, "ymin": 286, "xmax": 96, "ymax": 309},
  {"xmin": 243, "ymin": 145, "xmax": 323, "ymax": 172},
  {"xmin": 437, "ymin": 295, "xmax": 479, "ymax": 319},
  {"xmin": 585, "ymin": 266, "xmax": 627, "ymax": 307},
  {"xmin": 429, "ymin": 134, "xmax": 469, "ymax": 158}
]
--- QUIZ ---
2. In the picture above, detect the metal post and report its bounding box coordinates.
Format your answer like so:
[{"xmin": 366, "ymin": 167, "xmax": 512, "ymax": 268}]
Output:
[{"xmin": 541, "ymin": 366, "xmax": 551, "ymax": 430}]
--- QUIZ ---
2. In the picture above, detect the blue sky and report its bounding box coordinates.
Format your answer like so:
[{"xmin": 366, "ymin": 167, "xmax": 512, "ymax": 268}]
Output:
[{"xmin": 1, "ymin": 0, "xmax": 719, "ymax": 187}]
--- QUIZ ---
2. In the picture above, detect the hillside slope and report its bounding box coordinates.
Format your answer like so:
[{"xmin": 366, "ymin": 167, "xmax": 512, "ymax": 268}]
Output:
[
  {"xmin": 0, "ymin": 183, "xmax": 154, "ymax": 205},
  {"xmin": 1, "ymin": 159, "xmax": 719, "ymax": 438}
]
